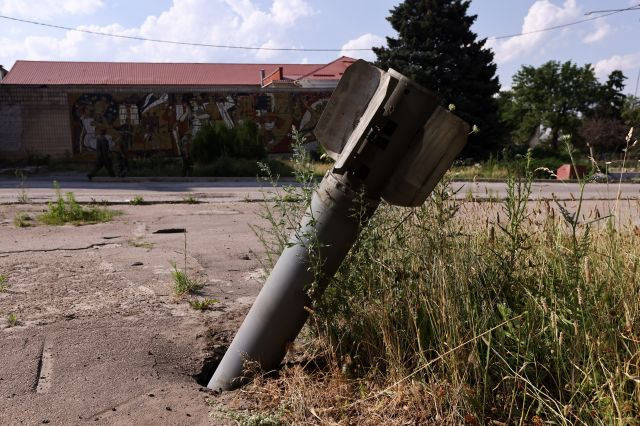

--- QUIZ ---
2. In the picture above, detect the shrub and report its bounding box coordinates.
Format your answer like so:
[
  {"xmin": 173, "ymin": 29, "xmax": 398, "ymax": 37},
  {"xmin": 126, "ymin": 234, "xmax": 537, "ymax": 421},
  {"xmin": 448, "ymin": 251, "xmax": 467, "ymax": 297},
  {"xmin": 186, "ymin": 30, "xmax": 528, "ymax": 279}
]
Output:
[{"xmin": 190, "ymin": 120, "xmax": 266, "ymax": 163}]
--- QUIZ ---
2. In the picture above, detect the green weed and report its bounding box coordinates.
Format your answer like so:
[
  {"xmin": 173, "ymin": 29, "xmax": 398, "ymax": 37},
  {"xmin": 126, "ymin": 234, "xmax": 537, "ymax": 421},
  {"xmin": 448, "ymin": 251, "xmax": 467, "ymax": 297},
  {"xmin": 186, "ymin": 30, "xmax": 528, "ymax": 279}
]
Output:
[
  {"xmin": 15, "ymin": 171, "xmax": 29, "ymax": 203},
  {"xmin": 171, "ymin": 264, "xmax": 204, "ymax": 297},
  {"xmin": 189, "ymin": 298, "xmax": 219, "ymax": 311},
  {"xmin": 13, "ymin": 212, "xmax": 33, "ymax": 228},
  {"xmin": 0, "ymin": 275, "xmax": 9, "ymax": 293},
  {"xmin": 39, "ymin": 181, "xmax": 118, "ymax": 225},
  {"xmin": 171, "ymin": 232, "xmax": 204, "ymax": 297},
  {"xmin": 6, "ymin": 313, "xmax": 19, "ymax": 327},
  {"xmin": 130, "ymin": 195, "xmax": 145, "ymax": 205},
  {"xmin": 182, "ymin": 194, "xmax": 200, "ymax": 204}
]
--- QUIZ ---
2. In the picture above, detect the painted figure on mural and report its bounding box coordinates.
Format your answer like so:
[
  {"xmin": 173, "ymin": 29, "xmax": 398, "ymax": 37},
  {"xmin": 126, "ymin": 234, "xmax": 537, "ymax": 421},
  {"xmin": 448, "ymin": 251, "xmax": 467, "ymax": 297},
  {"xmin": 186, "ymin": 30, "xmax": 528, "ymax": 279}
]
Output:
[
  {"xmin": 69, "ymin": 91, "xmax": 334, "ymax": 159},
  {"xmin": 87, "ymin": 129, "xmax": 115, "ymax": 180}
]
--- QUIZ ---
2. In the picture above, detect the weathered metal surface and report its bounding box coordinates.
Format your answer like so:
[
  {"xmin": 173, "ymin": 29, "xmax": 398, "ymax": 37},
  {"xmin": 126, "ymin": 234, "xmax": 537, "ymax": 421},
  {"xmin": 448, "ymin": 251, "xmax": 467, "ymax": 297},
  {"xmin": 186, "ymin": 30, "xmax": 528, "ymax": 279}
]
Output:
[{"xmin": 208, "ymin": 60, "xmax": 469, "ymax": 391}]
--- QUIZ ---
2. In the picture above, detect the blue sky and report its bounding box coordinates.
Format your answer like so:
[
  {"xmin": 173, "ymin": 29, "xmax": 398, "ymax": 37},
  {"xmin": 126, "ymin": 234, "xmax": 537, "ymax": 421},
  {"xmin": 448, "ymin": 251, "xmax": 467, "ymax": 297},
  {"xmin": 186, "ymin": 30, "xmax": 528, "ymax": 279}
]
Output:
[{"xmin": 1, "ymin": 0, "xmax": 639, "ymax": 93}]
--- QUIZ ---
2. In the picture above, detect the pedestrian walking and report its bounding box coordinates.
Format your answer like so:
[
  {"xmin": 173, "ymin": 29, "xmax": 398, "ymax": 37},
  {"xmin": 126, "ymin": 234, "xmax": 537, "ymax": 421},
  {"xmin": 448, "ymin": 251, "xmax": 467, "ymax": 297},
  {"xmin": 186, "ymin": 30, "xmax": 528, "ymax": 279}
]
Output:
[{"xmin": 87, "ymin": 129, "xmax": 115, "ymax": 180}]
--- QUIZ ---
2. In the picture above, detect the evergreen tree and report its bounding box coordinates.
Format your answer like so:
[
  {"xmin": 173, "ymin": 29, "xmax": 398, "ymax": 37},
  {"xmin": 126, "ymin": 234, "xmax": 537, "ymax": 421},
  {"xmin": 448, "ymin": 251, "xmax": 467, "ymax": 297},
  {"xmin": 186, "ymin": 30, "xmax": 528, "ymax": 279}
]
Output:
[
  {"xmin": 592, "ymin": 70, "xmax": 626, "ymax": 119},
  {"xmin": 373, "ymin": 0, "xmax": 501, "ymax": 158}
]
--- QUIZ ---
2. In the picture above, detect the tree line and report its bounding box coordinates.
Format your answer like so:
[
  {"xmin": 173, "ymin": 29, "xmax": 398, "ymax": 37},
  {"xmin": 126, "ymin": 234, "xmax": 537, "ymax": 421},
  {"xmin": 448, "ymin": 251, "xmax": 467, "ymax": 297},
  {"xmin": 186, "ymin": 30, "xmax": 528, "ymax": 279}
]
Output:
[{"xmin": 373, "ymin": 0, "xmax": 640, "ymax": 160}]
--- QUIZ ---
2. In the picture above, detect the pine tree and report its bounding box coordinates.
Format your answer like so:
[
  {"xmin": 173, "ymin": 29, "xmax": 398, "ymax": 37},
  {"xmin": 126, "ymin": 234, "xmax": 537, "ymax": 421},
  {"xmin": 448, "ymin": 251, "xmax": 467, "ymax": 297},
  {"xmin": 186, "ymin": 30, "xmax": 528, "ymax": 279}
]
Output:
[{"xmin": 373, "ymin": 0, "xmax": 501, "ymax": 158}]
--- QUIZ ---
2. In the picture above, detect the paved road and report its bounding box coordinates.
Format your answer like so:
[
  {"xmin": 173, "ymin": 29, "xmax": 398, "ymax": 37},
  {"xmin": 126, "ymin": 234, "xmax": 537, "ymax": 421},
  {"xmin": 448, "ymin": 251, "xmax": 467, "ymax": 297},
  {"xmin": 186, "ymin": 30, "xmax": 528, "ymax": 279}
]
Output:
[{"xmin": 1, "ymin": 174, "xmax": 639, "ymax": 203}]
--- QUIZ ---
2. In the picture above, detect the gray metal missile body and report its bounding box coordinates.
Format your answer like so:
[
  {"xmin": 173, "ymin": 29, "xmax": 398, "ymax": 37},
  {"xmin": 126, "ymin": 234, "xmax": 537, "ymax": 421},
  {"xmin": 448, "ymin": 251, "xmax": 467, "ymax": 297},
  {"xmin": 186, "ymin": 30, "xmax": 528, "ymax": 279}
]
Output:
[{"xmin": 208, "ymin": 60, "xmax": 469, "ymax": 391}]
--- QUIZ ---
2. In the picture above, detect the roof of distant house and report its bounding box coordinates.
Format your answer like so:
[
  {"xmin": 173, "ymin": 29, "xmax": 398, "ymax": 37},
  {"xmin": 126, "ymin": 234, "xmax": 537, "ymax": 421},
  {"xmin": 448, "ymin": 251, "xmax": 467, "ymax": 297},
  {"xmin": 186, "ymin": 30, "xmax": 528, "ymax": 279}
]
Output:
[{"xmin": 0, "ymin": 56, "xmax": 356, "ymax": 86}]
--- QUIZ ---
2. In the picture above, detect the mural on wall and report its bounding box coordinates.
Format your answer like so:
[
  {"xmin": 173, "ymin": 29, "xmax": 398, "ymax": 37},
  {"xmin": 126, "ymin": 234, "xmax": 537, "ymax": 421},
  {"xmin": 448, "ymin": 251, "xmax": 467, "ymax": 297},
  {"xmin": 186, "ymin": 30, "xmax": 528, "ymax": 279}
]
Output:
[{"xmin": 68, "ymin": 91, "xmax": 331, "ymax": 158}]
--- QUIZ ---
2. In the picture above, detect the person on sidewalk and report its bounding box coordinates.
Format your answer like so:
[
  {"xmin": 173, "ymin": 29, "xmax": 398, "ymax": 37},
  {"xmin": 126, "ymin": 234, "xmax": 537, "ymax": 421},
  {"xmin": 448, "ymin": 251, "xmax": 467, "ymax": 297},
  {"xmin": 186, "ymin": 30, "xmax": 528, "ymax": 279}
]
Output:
[{"xmin": 87, "ymin": 129, "xmax": 115, "ymax": 180}]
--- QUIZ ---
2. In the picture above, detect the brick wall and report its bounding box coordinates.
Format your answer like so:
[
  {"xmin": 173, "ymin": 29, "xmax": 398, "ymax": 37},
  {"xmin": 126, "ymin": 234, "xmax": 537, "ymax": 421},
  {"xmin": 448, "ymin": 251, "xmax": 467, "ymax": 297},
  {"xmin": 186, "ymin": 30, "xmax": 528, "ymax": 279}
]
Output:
[{"xmin": 0, "ymin": 85, "xmax": 72, "ymax": 159}]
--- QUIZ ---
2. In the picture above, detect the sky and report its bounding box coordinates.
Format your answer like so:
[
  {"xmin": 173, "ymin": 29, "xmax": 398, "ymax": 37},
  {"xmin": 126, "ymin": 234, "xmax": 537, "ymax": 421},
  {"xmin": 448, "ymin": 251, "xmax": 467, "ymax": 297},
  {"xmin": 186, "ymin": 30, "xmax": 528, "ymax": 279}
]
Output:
[{"xmin": 1, "ymin": 0, "xmax": 639, "ymax": 94}]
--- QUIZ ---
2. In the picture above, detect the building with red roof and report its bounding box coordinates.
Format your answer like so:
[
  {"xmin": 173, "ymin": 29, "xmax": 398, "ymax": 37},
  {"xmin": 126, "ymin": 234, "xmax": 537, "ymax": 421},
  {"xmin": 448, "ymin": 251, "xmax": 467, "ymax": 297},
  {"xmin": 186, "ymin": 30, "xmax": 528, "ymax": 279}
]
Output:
[{"xmin": 0, "ymin": 56, "xmax": 355, "ymax": 161}]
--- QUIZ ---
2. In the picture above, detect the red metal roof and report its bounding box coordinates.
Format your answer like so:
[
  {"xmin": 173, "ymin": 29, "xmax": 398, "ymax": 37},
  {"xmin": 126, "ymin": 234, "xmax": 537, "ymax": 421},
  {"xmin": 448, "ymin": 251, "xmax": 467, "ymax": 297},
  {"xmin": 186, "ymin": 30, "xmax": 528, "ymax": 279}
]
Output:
[
  {"xmin": 0, "ymin": 60, "xmax": 352, "ymax": 86},
  {"xmin": 299, "ymin": 56, "xmax": 357, "ymax": 81}
]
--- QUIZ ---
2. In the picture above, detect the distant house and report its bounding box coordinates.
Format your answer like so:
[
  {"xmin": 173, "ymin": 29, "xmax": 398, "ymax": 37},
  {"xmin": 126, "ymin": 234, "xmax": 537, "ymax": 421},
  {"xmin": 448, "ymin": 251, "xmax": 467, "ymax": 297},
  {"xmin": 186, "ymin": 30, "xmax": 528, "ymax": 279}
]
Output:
[{"xmin": 0, "ymin": 57, "xmax": 355, "ymax": 160}]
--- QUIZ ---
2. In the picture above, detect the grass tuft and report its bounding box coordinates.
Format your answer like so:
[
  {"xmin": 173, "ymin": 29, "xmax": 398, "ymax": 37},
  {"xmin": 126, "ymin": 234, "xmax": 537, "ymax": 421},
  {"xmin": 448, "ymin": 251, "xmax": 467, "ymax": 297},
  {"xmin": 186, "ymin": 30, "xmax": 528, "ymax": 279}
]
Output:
[
  {"xmin": 171, "ymin": 264, "xmax": 204, "ymax": 297},
  {"xmin": 182, "ymin": 194, "xmax": 200, "ymax": 204},
  {"xmin": 6, "ymin": 313, "xmax": 19, "ymax": 327},
  {"xmin": 0, "ymin": 274, "xmax": 9, "ymax": 293},
  {"xmin": 189, "ymin": 298, "xmax": 219, "ymax": 311},
  {"xmin": 39, "ymin": 181, "xmax": 118, "ymax": 225},
  {"xmin": 13, "ymin": 212, "xmax": 33, "ymax": 228},
  {"xmin": 129, "ymin": 195, "xmax": 145, "ymax": 205}
]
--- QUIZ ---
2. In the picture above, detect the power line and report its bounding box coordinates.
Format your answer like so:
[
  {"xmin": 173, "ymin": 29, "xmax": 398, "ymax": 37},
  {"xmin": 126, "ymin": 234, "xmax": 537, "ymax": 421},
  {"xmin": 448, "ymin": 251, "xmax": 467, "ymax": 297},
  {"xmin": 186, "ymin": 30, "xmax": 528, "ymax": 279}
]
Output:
[
  {"xmin": 1, "ymin": 3, "xmax": 639, "ymax": 51},
  {"xmin": 0, "ymin": 14, "xmax": 370, "ymax": 52},
  {"xmin": 488, "ymin": 3, "xmax": 640, "ymax": 41},
  {"xmin": 585, "ymin": 6, "xmax": 640, "ymax": 15}
]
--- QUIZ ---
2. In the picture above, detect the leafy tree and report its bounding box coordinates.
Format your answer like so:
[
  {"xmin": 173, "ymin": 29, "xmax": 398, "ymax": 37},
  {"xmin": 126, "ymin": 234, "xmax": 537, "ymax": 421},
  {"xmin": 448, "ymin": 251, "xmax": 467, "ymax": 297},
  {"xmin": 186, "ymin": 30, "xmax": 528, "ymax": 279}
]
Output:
[
  {"xmin": 373, "ymin": 0, "xmax": 501, "ymax": 158},
  {"xmin": 622, "ymin": 95, "xmax": 640, "ymax": 127},
  {"xmin": 505, "ymin": 60, "xmax": 600, "ymax": 151}
]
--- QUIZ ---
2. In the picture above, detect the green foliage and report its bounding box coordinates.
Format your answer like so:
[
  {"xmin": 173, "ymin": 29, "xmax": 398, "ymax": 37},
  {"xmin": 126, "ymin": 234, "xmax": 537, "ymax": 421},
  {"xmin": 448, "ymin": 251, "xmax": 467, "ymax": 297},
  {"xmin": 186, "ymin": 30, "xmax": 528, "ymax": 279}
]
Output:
[
  {"xmin": 15, "ymin": 171, "xmax": 29, "ymax": 203},
  {"xmin": 171, "ymin": 264, "xmax": 204, "ymax": 297},
  {"xmin": 622, "ymin": 95, "xmax": 640, "ymax": 128},
  {"xmin": 504, "ymin": 60, "xmax": 600, "ymax": 150},
  {"xmin": 191, "ymin": 120, "xmax": 266, "ymax": 163},
  {"xmin": 130, "ymin": 195, "xmax": 145, "ymax": 205},
  {"xmin": 192, "ymin": 157, "xmax": 293, "ymax": 177},
  {"xmin": 0, "ymin": 275, "xmax": 8, "ymax": 293},
  {"xmin": 127, "ymin": 156, "xmax": 183, "ymax": 177},
  {"xmin": 374, "ymin": 0, "xmax": 502, "ymax": 158},
  {"xmin": 13, "ymin": 212, "xmax": 33, "ymax": 228},
  {"xmin": 6, "ymin": 313, "xmax": 19, "ymax": 327},
  {"xmin": 182, "ymin": 194, "xmax": 199, "ymax": 204},
  {"xmin": 189, "ymin": 298, "xmax": 219, "ymax": 311},
  {"xmin": 39, "ymin": 182, "xmax": 117, "ymax": 225},
  {"xmin": 501, "ymin": 61, "xmax": 628, "ymax": 154},
  {"xmin": 593, "ymin": 70, "xmax": 627, "ymax": 120},
  {"xmin": 255, "ymin": 143, "xmax": 639, "ymax": 422}
]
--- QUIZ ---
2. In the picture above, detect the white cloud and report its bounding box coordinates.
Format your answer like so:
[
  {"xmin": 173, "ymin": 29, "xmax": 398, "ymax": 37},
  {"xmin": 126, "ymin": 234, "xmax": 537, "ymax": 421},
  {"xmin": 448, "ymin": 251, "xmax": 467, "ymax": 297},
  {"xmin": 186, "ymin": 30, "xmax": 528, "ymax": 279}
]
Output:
[
  {"xmin": 0, "ymin": 0, "xmax": 315, "ymax": 66},
  {"xmin": 583, "ymin": 21, "xmax": 611, "ymax": 44},
  {"xmin": 488, "ymin": 0, "xmax": 581, "ymax": 64},
  {"xmin": 340, "ymin": 33, "xmax": 385, "ymax": 62},
  {"xmin": 594, "ymin": 53, "xmax": 640, "ymax": 80},
  {"xmin": 0, "ymin": 0, "xmax": 104, "ymax": 19}
]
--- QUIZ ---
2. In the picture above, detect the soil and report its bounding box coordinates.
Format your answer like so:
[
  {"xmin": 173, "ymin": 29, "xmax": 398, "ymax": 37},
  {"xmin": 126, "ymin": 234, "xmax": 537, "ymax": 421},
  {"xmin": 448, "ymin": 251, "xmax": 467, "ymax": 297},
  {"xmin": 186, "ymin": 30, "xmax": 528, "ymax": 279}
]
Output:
[{"xmin": 0, "ymin": 202, "xmax": 267, "ymax": 425}]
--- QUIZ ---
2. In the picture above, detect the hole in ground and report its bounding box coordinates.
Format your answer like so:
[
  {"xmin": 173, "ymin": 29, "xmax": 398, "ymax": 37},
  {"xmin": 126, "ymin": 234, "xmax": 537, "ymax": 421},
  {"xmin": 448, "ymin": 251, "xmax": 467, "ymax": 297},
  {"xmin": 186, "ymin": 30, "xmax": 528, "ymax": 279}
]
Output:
[
  {"xmin": 193, "ymin": 346, "xmax": 227, "ymax": 387},
  {"xmin": 194, "ymin": 345, "xmax": 227, "ymax": 387}
]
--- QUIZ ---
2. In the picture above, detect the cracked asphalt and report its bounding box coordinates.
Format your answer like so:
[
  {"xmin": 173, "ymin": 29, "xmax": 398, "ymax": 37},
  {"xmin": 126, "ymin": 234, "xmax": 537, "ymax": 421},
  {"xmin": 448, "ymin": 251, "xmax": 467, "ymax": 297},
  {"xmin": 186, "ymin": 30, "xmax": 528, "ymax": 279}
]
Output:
[{"xmin": 0, "ymin": 199, "xmax": 268, "ymax": 425}]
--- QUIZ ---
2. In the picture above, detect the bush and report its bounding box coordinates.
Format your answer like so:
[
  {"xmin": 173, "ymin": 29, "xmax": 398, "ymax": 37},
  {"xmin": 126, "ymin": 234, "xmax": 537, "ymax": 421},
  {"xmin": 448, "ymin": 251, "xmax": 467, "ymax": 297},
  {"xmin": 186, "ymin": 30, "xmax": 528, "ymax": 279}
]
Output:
[
  {"xmin": 190, "ymin": 120, "xmax": 266, "ymax": 163},
  {"xmin": 192, "ymin": 158, "xmax": 293, "ymax": 178}
]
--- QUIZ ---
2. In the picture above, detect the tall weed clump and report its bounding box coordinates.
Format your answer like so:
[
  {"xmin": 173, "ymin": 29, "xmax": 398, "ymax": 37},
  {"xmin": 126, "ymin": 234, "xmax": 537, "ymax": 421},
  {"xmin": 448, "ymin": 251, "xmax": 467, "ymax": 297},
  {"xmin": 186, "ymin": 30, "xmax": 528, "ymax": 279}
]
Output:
[
  {"xmin": 39, "ymin": 182, "xmax": 117, "ymax": 225},
  {"xmin": 253, "ymin": 137, "xmax": 640, "ymax": 423}
]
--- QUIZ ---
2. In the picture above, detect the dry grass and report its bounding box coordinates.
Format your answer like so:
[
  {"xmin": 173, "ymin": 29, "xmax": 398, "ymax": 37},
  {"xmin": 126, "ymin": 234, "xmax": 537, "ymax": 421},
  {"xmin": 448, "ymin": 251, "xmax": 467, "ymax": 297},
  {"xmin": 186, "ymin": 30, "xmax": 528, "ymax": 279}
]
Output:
[{"xmin": 241, "ymin": 144, "xmax": 640, "ymax": 424}]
